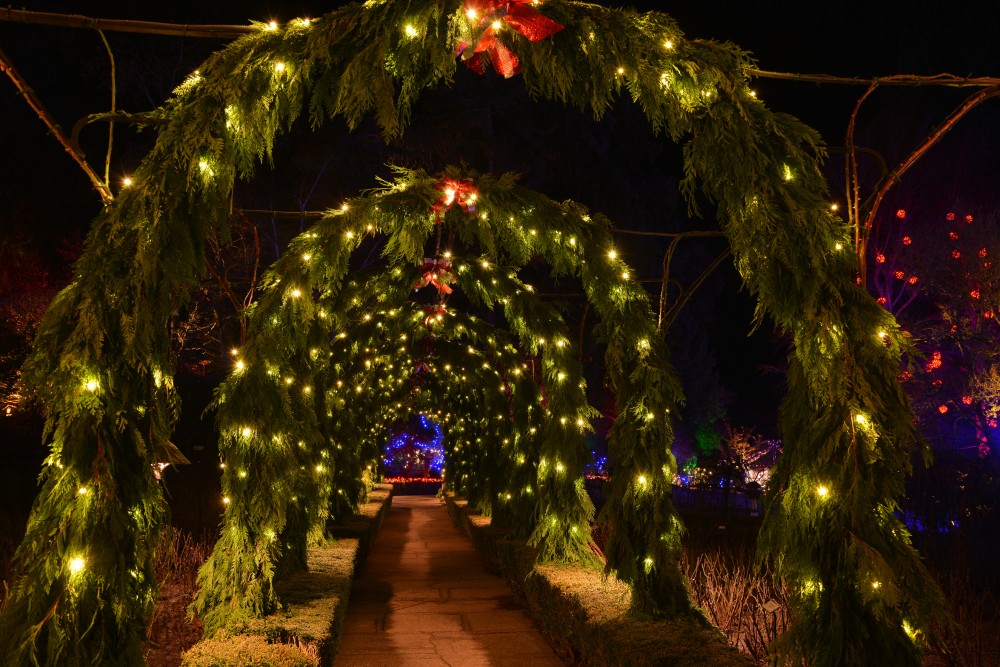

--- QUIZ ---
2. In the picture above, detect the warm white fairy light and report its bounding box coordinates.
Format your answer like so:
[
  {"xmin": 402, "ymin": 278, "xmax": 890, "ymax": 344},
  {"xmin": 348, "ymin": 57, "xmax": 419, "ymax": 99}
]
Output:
[
  {"xmin": 85, "ymin": 379, "xmax": 99, "ymax": 392},
  {"xmin": 266, "ymin": 20, "xmax": 278, "ymax": 30},
  {"xmin": 404, "ymin": 24, "xmax": 418, "ymax": 37},
  {"xmin": 816, "ymin": 485, "xmax": 830, "ymax": 498},
  {"xmin": 68, "ymin": 557, "xmax": 85, "ymax": 574},
  {"xmin": 78, "ymin": 486, "xmax": 88, "ymax": 495},
  {"xmin": 122, "ymin": 176, "xmax": 133, "ymax": 187},
  {"xmin": 274, "ymin": 62, "xmax": 286, "ymax": 72}
]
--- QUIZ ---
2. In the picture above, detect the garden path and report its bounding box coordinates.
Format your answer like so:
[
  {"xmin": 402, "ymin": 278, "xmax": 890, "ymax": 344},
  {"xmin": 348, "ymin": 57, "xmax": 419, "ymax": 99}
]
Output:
[{"xmin": 336, "ymin": 495, "xmax": 562, "ymax": 666}]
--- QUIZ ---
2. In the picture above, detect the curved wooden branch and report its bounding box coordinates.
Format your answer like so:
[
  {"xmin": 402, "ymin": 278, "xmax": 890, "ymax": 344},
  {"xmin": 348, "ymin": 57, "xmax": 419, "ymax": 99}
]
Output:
[
  {"xmin": 0, "ymin": 45, "xmax": 113, "ymax": 202},
  {"xmin": 863, "ymin": 85, "xmax": 1000, "ymax": 232},
  {"xmin": 70, "ymin": 112, "xmax": 166, "ymax": 151},
  {"xmin": 97, "ymin": 29, "xmax": 115, "ymax": 188},
  {"xmin": 661, "ymin": 248, "xmax": 733, "ymax": 334},
  {"xmin": 753, "ymin": 69, "xmax": 1000, "ymax": 89},
  {"xmin": 0, "ymin": 8, "xmax": 255, "ymax": 39}
]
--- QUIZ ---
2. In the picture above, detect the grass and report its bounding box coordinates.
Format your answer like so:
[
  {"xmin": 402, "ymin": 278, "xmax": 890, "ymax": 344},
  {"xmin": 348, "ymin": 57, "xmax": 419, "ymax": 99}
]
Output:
[
  {"xmin": 180, "ymin": 484, "xmax": 393, "ymax": 666},
  {"xmin": 446, "ymin": 493, "xmax": 757, "ymax": 667}
]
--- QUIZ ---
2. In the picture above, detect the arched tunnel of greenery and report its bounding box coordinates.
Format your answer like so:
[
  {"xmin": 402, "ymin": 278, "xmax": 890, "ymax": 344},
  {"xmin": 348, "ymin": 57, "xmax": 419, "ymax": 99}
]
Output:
[
  {"xmin": 193, "ymin": 167, "xmax": 691, "ymax": 631},
  {"xmin": 0, "ymin": 1, "xmax": 950, "ymax": 665}
]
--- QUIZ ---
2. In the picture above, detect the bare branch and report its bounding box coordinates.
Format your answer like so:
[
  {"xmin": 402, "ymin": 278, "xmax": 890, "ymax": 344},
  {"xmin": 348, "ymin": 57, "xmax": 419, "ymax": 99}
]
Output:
[
  {"xmin": 97, "ymin": 30, "xmax": 115, "ymax": 189},
  {"xmin": 70, "ymin": 111, "xmax": 166, "ymax": 150},
  {"xmin": 0, "ymin": 45, "xmax": 113, "ymax": 202},
  {"xmin": 752, "ymin": 69, "xmax": 1000, "ymax": 89},
  {"xmin": 0, "ymin": 8, "xmax": 254, "ymax": 39}
]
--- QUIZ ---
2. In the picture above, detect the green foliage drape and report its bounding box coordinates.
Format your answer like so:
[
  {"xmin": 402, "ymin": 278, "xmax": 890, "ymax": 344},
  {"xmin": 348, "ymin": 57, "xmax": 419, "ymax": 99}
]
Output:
[
  {"xmin": 0, "ymin": 0, "xmax": 943, "ymax": 663},
  {"xmin": 193, "ymin": 167, "xmax": 692, "ymax": 629}
]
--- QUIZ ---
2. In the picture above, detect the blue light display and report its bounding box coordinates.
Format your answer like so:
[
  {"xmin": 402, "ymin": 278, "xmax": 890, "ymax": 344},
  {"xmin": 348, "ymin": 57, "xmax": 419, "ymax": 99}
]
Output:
[{"xmin": 382, "ymin": 413, "xmax": 445, "ymax": 478}]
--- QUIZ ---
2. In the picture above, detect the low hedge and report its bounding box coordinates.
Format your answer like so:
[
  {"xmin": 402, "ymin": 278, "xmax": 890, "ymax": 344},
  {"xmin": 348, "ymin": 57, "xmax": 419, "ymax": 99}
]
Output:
[
  {"xmin": 181, "ymin": 484, "xmax": 393, "ymax": 666},
  {"xmin": 444, "ymin": 493, "xmax": 756, "ymax": 667}
]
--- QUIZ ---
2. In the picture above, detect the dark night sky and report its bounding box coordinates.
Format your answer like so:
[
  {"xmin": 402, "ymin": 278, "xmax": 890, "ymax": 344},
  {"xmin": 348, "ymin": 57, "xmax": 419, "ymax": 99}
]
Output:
[{"xmin": 2, "ymin": 1, "xmax": 999, "ymax": 440}]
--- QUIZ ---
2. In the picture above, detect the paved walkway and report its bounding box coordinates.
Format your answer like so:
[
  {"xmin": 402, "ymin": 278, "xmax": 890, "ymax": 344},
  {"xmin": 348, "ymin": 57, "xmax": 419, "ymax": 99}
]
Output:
[{"xmin": 336, "ymin": 496, "xmax": 562, "ymax": 666}]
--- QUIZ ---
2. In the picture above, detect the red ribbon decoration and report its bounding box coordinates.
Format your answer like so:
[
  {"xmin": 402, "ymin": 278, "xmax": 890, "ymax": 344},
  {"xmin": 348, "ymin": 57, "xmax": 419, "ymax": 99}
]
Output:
[
  {"xmin": 430, "ymin": 178, "xmax": 478, "ymax": 223},
  {"xmin": 460, "ymin": 0, "xmax": 564, "ymax": 79},
  {"xmin": 414, "ymin": 268, "xmax": 454, "ymax": 295},
  {"xmin": 422, "ymin": 304, "xmax": 448, "ymax": 328}
]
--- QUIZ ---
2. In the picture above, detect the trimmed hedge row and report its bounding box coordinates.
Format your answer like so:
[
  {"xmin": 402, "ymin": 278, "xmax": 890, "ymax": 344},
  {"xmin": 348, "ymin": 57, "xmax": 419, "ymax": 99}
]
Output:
[
  {"xmin": 444, "ymin": 493, "xmax": 756, "ymax": 667},
  {"xmin": 182, "ymin": 484, "xmax": 393, "ymax": 666}
]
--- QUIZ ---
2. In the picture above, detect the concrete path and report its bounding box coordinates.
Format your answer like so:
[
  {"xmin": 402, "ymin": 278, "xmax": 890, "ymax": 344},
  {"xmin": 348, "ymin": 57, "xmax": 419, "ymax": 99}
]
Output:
[{"xmin": 336, "ymin": 496, "xmax": 562, "ymax": 666}]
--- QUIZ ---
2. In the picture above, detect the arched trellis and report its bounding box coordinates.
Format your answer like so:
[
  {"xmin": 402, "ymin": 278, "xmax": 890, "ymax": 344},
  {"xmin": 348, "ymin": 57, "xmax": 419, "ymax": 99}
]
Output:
[
  {"xmin": 0, "ymin": 1, "xmax": 943, "ymax": 664},
  {"xmin": 194, "ymin": 167, "xmax": 688, "ymax": 630},
  {"xmin": 324, "ymin": 301, "xmax": 545, "ymax": 528}
]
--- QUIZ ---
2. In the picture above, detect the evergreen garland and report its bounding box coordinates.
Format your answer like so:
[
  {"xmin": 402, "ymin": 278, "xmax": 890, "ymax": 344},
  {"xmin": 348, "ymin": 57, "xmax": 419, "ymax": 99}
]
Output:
[
  {"xmin": 0, "ymin": 0, "xmax": 943, "ymax": 663},
  {"xmin": 194, "ymin": 166, "xmax": 690, "ymax": 626}
]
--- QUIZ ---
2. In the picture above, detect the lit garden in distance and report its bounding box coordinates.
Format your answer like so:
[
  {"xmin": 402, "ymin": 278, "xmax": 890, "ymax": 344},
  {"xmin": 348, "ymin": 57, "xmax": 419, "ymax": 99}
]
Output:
[{"xmin": 0, "ymin": 1, "xmax": 997, "ymax": 665}]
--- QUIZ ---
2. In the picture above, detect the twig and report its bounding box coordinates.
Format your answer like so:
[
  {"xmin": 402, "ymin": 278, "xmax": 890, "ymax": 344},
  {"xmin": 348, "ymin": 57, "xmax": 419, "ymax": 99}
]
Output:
[
  {"xmin": 0, "ymin": 45, "xmax": 113, "ymax": 202},
  {"xmin": 612, "ymin": 229, "xmax": 726, "ymax": 239},
  {"xmin": 862, "ymin": 86, "xmax": 1000, "ymax": 237},
  {"xmin": 660, "ymin": 248, "xmax": 733, "ymax": 333},
  {"xmin": 0, "ymin": 8, "xmax": 255, "ymax": 39},
  {"xmin": 238, "ymin": 208, "xmax": 325, "ymax": 219},
  {"xmin": 97, "ymin": 30, "xmax": 115, "ymax": 189},
  {"xmin": 70, "ymin": 111, "xmax": 166, "ymax": 151},
  {"xmin": 752, "ymin": 69, "xmax": 1000, "ymax": 89}
]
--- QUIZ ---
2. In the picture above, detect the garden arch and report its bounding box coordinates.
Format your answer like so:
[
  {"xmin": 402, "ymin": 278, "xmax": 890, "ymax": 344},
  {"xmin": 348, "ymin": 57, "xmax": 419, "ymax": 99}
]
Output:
[
  {"xmin": 0, "ymin": 2, "xmax": 943, "ymax": 665},
  {"xmin": 193, "ymin": 167, "xmax": 689, "ymax": 630}
]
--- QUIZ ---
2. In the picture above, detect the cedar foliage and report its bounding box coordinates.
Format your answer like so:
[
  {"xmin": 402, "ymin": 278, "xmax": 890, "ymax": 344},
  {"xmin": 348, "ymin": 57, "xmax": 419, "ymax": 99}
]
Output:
[
  {"xmin": 0, "ymin": 0, "xmax": 944, "ymax": 664},
  {"xmin": 194, "ymin": 166, "xmax": 692, "ymax": 630}
]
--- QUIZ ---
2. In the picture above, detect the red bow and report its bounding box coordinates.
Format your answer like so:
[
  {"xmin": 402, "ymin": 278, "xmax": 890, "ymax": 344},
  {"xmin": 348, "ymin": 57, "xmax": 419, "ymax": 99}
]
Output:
[
  {"xmin": 422, "ymin": 304, "xmax": 448, "ymax": 328},
  {"xmin": 414, "ymin": 267, "xmax": 455, "ymax": 295},
  {"xmin": 460, "ymin": 0, "xmax": 564, "ymax": 78},
  {"xmin": 430, "ymin": 178, "xmax": 478, "ymax": 223}
]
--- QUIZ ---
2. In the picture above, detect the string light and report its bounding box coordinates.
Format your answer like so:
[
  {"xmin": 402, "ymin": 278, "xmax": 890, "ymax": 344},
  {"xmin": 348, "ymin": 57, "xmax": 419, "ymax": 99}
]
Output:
[
  {"xmin": 68, "ymin": 557, "xmax": 85, "ymax": 574},
  {"xmin": 816, "ymin": 485, "xmax": 830, "ymax": 498}
]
